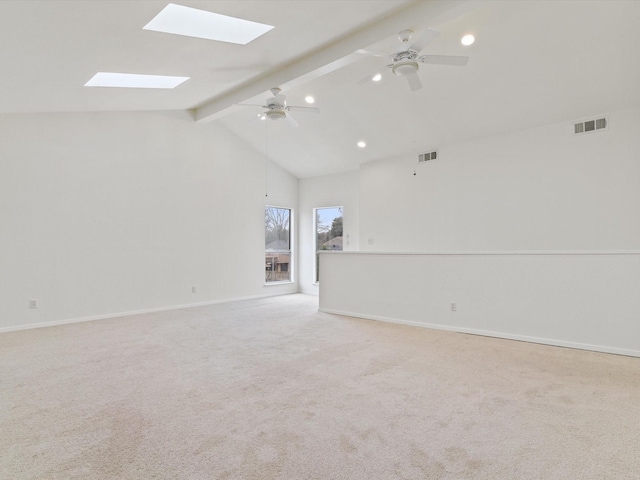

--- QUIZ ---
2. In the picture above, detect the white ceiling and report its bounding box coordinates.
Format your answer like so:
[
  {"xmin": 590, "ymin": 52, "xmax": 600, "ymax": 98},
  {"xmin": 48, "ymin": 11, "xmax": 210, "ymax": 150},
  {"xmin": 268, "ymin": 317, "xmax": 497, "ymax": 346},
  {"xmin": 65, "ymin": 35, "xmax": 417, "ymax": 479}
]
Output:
[{"xmin": 2, "ymin": 1, "xmax": 639, "ymax": 178}]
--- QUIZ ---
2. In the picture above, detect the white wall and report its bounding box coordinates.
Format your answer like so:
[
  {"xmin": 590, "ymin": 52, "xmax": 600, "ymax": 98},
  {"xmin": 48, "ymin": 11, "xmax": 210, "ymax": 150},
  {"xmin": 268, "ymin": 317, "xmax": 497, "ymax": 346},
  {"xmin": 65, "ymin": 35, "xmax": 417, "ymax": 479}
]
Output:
[
  {"xmin": 319, "ymin": 252, "xmax": 640, "ymax": 357},
  {"xmin": 298, "ymin": 171, "xmax": 359, "ymax": 294},
  {"xmin": 0, "ymin": 111, "xmax": 298, "ymax": 331},
  {"xmin": 359, "ymin": 107, "xmax": 640, "ymax": 252},
  {"xmin": 315, "ymin": 106, "xmax": 640, "ymax": 357}
]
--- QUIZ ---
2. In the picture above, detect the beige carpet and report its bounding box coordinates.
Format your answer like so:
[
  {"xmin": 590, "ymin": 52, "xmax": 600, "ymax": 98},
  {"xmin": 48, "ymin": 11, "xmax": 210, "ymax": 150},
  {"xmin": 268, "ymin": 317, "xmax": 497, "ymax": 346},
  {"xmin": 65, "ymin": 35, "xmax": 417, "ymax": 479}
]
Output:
[{"xmin": 1, "ymin": 294, "xmax": 639, "ymax": 479}]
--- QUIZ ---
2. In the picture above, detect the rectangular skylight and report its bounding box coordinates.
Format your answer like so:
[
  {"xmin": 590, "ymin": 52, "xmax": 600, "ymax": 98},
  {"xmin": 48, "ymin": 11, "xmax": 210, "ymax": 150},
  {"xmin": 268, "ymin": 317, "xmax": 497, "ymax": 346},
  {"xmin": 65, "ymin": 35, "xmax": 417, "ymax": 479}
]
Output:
[
  {"xmin": 84, "ymin": 72, "xmax": 190, "ymax": 89},
  {"xmin": 143, "ymin": 3, "xmax": 274, "ymax": 45}
]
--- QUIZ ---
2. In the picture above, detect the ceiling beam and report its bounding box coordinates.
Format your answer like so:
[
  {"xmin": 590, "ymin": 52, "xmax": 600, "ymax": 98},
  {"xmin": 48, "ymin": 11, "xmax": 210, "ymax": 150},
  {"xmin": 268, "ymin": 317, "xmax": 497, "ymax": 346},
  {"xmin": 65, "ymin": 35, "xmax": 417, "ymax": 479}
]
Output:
[{"xmin": 194, "ymin": 0, "xmax": 475, "ymax": 123}]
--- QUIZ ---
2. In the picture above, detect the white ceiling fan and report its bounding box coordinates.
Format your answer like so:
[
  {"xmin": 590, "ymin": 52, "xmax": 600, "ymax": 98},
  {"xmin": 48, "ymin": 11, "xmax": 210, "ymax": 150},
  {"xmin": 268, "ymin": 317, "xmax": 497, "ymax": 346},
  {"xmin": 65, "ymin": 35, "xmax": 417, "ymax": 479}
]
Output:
[
  {"xmin": 237, "ymin": 88, "xmax": 319, "ymax": 127},
  {"xmin": 357, "ymin": 29, "xmax": 469, "ymax": 92}
]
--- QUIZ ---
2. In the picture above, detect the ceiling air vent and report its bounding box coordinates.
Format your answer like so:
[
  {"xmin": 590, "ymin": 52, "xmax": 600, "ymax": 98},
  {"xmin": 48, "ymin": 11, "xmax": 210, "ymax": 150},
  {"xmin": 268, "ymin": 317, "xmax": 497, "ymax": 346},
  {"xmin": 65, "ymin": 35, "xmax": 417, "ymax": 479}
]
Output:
[
  {"xmin": 418, "ymin": 149, "xmax": 438, "ymax": 163},
  {"xmin": 574, "ymin": 116, "xmax": 607, "ymax": 135}
]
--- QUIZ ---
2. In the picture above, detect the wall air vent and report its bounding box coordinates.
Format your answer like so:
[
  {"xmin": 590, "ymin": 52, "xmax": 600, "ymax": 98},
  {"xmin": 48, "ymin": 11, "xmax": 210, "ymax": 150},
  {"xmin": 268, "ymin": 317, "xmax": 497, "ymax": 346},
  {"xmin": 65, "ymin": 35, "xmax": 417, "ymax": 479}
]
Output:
[
  {"xmin": 574, "ymin": 116, "xmax": 608, "ymax": 135},
  {"xmin": 418, "ymin": 149, "xmax": 438, "ymax": 163}
]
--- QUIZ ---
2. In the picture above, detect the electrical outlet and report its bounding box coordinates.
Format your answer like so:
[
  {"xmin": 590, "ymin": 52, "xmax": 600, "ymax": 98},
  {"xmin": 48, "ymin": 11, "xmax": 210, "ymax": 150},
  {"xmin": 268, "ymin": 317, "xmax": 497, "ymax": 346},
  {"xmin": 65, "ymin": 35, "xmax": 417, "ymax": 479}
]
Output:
[
  {"xmin": 367, "ymin": 238, "xmax": 374, "ymax": 245},
  {"xmin": 450, "ymin": 302, "xmax": 457, "ymax": 312},
  {"xmin": 191, "ymin": 286, "xmax": 197, "ymax": 294},
  {"xmin": 29, "ymin": 299, "xmax": 38, "ymax": 309}
]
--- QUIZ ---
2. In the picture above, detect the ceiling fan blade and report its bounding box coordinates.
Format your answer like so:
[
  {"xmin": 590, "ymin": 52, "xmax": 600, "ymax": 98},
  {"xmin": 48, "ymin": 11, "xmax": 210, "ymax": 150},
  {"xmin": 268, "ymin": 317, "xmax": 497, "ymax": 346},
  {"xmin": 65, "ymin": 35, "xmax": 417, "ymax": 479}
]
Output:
[
  {"xmin": 284, "ymin": 113, "xmax": 299, "ymax": 128},
  {"xmin": 355, "ymin": 48, "xmax": 391, "ymax": 58},
  {"xmin": 235, "ymin": 103, "xmax": 267, "ymax": 108},
  {"xmin": 419, "ymin": 55, "xmax": 469, "ymax": 66},
  {"xmin": 248, "ymin": 113, "xmax": 266, "ymax": 125},
  {"xmin": 409, "ymin": 28, "xmax": 440, "ymax": 53},
  {"xmin": 406, "ymin": 72, "xmax": 423, "ymax": 92},
  {"xmin": 356, "ymin": 71, "xmax": 379, "ymax": 85},
  {"xmin": 287, "ymin": 105, "xmax": 320, "ymax": 113}
]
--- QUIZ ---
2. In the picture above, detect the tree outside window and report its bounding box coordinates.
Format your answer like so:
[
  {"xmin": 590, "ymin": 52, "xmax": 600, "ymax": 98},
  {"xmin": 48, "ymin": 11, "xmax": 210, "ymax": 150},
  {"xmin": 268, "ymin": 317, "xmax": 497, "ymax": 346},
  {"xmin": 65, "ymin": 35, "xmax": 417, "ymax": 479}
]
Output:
[{"xmin": 315, "ymin": 206, "xmax": 343, "ymax": 282}]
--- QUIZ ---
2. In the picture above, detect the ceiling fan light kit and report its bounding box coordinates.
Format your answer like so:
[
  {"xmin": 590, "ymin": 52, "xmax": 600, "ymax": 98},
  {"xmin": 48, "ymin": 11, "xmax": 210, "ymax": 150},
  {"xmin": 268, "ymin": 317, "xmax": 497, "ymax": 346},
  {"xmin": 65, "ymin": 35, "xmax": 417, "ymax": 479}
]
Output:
[
  {"xmin": 392, "ymin": 60, "xmax": 419, "ymax": 77},
  {"xmin": 266, "ymin": 110, "xmax": 286, "ymax": 121}
]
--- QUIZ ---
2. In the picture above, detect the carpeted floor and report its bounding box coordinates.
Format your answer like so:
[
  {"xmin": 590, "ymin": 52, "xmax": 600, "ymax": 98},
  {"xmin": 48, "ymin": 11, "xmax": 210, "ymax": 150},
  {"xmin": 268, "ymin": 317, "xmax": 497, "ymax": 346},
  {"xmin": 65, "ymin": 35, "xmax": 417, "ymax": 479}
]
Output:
[{"xmin": 1, "ymin": 293, "xmax": 639, "ymax": 479}]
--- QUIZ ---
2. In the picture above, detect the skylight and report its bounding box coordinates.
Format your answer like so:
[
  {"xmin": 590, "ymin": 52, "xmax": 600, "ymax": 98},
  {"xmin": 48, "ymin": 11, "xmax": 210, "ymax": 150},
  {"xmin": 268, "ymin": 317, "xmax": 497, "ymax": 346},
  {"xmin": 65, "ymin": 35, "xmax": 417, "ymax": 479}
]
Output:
[
  {"xmin": 84, "ymin": 72, "xmax": 190, "ymax": 89},
  {"xmin": 143, "ymin": 3, "xmax": 274, "ymax": 45}
]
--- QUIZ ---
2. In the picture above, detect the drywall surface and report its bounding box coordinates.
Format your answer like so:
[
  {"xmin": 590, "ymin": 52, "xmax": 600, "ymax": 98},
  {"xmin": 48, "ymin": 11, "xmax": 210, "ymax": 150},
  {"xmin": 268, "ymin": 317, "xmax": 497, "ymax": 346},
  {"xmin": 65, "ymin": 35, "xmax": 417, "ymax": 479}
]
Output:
[
  {"xmin": 0, "ymin": 111, "xmax": 297, "ymax": 331},
  {"xmin": 298, "ymin": 171, "xmax": 359, "ymax": 294},
  {"xmin": 316, "ymin": 108, "xmax": 640, "ymax": 355},
  {"xmin": 319, "ymin": 252, "xmax": 640, "ymax": 357},
  {"xmin": 359, "ymin": 107, "xmax": 640, "ymax": 252}
]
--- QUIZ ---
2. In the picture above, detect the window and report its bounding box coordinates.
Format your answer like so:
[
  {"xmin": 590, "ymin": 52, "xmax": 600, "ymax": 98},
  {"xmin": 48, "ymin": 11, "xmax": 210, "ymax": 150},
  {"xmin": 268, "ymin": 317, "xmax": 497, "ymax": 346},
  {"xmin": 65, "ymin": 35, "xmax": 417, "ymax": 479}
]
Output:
[
  {"xmin": 265, "ymin": 206, "xmax": 292, "ymax": 283},
  {"xmin": 314, "ymin": 206, "xmax": 343, "ymax": 283}
]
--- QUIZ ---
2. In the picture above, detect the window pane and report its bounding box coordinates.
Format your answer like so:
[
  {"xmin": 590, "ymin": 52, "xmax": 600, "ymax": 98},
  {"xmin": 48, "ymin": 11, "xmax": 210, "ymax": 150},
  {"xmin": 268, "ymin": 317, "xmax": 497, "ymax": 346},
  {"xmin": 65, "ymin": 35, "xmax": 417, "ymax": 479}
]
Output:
[
  {"xmin": 265, "ymin": 206, "xmax": 291, "ymax": 283},
  {"xmin": 265, "ymin": 252, "xmax": 291, "ymax": 282},
  {"xmin": 265, "ymin": 207, "xmax": 290, "ymax": 250},
  {"xmin": 315, "ymin": 206, "xmax": 342, "ymax": 282}
]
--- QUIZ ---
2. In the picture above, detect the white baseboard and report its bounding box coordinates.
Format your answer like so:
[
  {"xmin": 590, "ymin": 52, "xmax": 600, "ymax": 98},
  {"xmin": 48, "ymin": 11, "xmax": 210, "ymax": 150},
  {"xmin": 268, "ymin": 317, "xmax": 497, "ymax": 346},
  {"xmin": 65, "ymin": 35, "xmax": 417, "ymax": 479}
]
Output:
[
  {"xmin": 0, "ymin": 292, "xmax": 290, "ymax": 334},
  {"xmin": 319, "ymin": 308, "xmax": 640, "ymax": 359}
]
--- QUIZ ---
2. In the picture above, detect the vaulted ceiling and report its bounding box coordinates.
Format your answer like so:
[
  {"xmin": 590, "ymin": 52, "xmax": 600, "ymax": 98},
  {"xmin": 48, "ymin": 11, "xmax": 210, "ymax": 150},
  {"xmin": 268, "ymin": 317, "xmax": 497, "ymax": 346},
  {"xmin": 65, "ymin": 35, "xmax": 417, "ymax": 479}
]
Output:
[{"xmin": 2, "ymin": 1, "xmax": 639, "ymax": 178}]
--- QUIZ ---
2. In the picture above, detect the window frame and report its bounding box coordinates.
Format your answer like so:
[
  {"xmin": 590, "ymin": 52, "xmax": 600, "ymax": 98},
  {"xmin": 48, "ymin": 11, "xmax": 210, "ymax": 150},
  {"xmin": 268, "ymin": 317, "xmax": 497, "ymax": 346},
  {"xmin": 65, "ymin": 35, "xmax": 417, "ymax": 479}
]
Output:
[
  {"xmin": 264, "ymin": 205, "xmax": 294, "ymax": 285},
  {"xmin": 313, "ymin": 205, "xmax": 343, "ymax": 284}
]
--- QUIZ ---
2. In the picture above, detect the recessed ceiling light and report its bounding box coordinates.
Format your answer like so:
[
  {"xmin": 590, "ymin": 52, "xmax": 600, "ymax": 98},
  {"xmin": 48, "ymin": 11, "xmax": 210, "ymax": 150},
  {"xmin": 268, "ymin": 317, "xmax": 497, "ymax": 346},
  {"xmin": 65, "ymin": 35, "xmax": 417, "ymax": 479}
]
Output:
[
  {"xmin": 372, "ymin": 73, "xmax": 382, "ymax": 82},
  {"xmin": 461, "ymin": 34, "xmax": 475, "ymax": 46},
  {"xmin": 357, "ymin": 141, "xmax": 367, "ymax": 148},
  {"xmin": 84, "ymin": 72, "xmax": 189, "ymax": 89},
  {"xmin": 143, "ymin": 3, "xmax": 274, "ymax": 45},
  {"xmin": 305, "ymin": 96, "xmax": 315, "ymax": 104}
]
